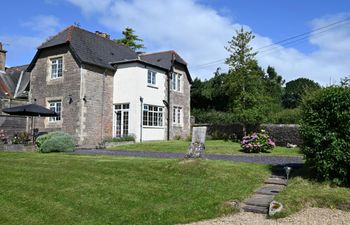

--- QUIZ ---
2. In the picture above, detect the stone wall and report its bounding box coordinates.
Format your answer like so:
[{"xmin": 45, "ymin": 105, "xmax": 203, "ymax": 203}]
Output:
[
  {"xmin": 0, "ymin": 99, "xmax": 29, "ymax": 138},
  {"xmin": 169, "ymin": 65, "xmax": 191, "ymax": 139},
  {"xmin": 260, "ymin": 124, "xmax": 301, "ymax": 146},
  {"xmin": 80, "ymin": 65, "xmax": 113, "ymax": 147},
  {"xmin": 30, "ymin": 45, "xmax": 83, "ymax": 144}
]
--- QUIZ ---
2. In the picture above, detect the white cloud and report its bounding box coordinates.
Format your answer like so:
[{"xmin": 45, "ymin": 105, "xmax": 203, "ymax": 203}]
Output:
[
  {"xmin": 66, "ymin": 0, "xmax": 350, "ymax": 85},
  {"xmin": 2, "ymin": 15, "xmax": 63, "ymax": 67}
]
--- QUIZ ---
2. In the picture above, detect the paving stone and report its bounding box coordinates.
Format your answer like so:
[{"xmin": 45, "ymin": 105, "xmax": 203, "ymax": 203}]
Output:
[
  {"xmin": 265, "ymin": 177, "xmax": 287, "ymax": 186},
  {"xmin": 241, "ymin": 204, "xmax": 268, "ymax": 214},
  {"xmin": 256, "ymin": 185, "xmax": 284, "ymax": 195},
  {"xmin": 244, "ymin": 194, "xmax": 274, "ymax": 207}
]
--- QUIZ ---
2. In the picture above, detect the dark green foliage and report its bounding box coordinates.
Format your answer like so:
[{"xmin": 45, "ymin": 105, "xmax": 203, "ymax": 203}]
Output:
[
  {"xmin": 300, "ymin": 86, "xmax": 350, "ymax": 186},
  {"xmin": 11, "ymin": 132, "xmax": 30, "ymax": 144},
  {"xmin": 114, "ymin": 27, "xmax": 145, "ymax": 51},
  {"xmin": 36, "ymin": 132, "xmax": 75, "ymax": 153},
  {"xmin": 262, "ymin": 66, "xmax": 285, "ymax": 103},
  {"xmin": 282, "ymin": 78, "xmax": 321, "ymax": 108},
  {"xmin": 268, "ymin": 108, "xmax": 301, "ymax": 124}
]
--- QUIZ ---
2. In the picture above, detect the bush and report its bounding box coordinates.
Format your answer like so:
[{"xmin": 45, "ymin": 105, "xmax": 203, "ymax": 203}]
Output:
[
  {"xmin": 300, "ymin": 86, "xmax": 350, "ymax": 186},
  {"xmin": 268, "ymin": 108, "xmax": 301, "ymax": 124},
  {"xmin": 36, "ymin": 132, "xmax": 75, "ymax": 153},
  {"xmin": 12, "ymin": 132, "xmax": 30, "ymax": 144},
  {"xmin": 241, "ymin": 131, "xmax": 275, "ymax": 153}
]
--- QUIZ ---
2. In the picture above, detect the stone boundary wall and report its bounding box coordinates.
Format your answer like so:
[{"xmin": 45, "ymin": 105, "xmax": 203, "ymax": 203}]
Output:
[
  {"xmin": 193, "ymin": 123, "xmax": 301, "ymax": 146},
  {"xmin": 260, "ymin": 124, "xmax": 301, "ymax": 146},
  {"xmin": 0, "ymin": 115, "xmax": 28, "ymax": 138}
]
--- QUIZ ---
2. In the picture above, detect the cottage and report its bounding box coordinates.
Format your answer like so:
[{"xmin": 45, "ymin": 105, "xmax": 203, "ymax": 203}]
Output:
[{"xmin": 27, "ymin": 26, "xmax": 192, "ymax": 147}]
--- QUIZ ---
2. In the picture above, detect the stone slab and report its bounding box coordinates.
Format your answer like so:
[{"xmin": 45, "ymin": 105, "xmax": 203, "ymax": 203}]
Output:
[
  {"xmin": 244, "ymin": 194, "xmax": 274, "ymax": 207},
  {"xmin": 241, "ymin": 204, "xmax": 268, "ymax": 214},
  {"xmin": 191, "ymin": 126, "xmax": 207, "ymax": 144},
  {"xmin": 265, "ymin": 177, "xmax": 287, "ymax": 186},
  {"xmin": 256, "ymin": 184, "xmax": 284, "ymax": 195}
]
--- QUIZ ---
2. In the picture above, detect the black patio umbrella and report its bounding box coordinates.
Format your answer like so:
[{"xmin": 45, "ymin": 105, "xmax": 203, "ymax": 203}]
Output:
[
  {"xmin": 2, "ymin": 103, "xmax": 58, "ymax": 142},
  {"xmin": 2, "ymin": 103, "xmax": 58, "ymax": 117}
]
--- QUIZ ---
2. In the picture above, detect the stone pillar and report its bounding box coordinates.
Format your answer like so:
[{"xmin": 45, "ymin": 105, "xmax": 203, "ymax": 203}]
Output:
[{"xmin": 0, "ymin": 43, "xmax": 6, "ymax": 72}]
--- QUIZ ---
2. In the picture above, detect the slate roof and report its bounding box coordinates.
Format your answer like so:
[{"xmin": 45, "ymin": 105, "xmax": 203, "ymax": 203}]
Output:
[
  {"xmin": 29, "ymin": 26, "xmax": 139, "ymax": 71},
  {"xmin": 140, "ymin": 50, "xmax": 187, "ymax": 71},
  {"xmin": 0, "ymin": 65, "xmax": 29, "ymax": 99},
  {"xmin": 140, "ymin": 51, "xmax": 192, "ymax": 83}
]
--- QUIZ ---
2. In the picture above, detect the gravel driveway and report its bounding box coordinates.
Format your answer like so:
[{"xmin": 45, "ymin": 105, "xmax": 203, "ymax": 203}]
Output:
[
  {"xmin": 183, "ymin": 207, "xmax": 350, "ymax": 225},
  {"xmin": 75, "ymin": 149, "xmax": 304, "ymax": 166}
]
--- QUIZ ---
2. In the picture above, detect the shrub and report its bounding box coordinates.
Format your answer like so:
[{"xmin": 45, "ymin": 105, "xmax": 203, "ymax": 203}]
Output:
[
  {"xmin": 36, "ymin": 132, "xmax": 75, "ymax": 153},
  {"xmin": 300, "ymin": 86, "xmax": 350, "ymax": 186},
  {"xmin": 0, "ymin": 129, "xmax": 9, "ymax": 144},
  {"xmin": 12, "ymin": 132, "xmax": 30, "ymax": 144},
  {"xmin": 268, "ymin": 108, "xmax": 301, "ymax": 124},
  {"xmin": 241, "ymin": 130, "xmax": 275, "ymax": 153}
]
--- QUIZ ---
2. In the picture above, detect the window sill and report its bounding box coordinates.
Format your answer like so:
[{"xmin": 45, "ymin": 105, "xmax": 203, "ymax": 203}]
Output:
[
  {"xmin": 147, "ymin": 85, "xmax": 158, "ymax": 89},
  {"xmin": 143, "ymin": 126, "xmax": 164, "ymax": 129},
  {"xmin": 172, "ymin": 124, "xmax": 183, "ymax": 128}
]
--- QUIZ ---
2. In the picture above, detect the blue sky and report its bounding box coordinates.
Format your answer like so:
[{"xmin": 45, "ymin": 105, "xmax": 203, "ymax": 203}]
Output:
[{"xmin": 1, "ymin": 0, "xmax": 350, "ymax": 85}]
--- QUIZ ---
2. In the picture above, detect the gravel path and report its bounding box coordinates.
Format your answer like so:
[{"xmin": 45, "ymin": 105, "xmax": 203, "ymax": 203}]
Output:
[
  {"xmin": 183, "ymin": 207, "xmax": 350, "ymax": 225},
  {"xmin": 74, "ymin": 149, "xmax": 304, "ymax": 166}
]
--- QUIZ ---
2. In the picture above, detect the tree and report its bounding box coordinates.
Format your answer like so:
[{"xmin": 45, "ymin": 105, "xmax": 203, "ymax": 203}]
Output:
[
  {"xmin": 114, "ymin": 27, "xmax": 145, "ymax": 51},
  {"xmin": 224, "ymin": 28, "xmax": 271, "ymax": 124},
  {"xmin": 262, "ymin": 66, "xmax": 285, "ymax": 104},
  {"xmin": 282, "ymin": 78, "xmax": 321, "ymax": 108}
]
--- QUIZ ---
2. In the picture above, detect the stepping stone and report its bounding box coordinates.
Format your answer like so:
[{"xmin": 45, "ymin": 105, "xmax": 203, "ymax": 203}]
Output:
[
  {"xmin": 270, "ymin": 175, "xmax": 286, "ymax": 179},
  {"xmin": 256, "ymin": 184, "xmax": 284, "ymax": 195},
  {"xmin": 243, "ymin": 194, "xmax": 274, "ymax": 207},
  {"xmin": 265, "ymin": 177, "xmax": 287, "ymax": 186},
  {"xmin": 241, "ymin": 203, "xmax": 268, "ymax": 214}
]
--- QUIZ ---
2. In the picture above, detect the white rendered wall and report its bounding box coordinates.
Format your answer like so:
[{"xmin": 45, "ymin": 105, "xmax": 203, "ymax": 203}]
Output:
[{"xmin": 113, "ymin": 63, "xmax": 167, "ymax": 142}]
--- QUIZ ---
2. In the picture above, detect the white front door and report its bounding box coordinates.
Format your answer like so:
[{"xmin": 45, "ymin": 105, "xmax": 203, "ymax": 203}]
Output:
[{"xmin": 113, "ymin": 103, "xmax": 129, "ymax": 137}]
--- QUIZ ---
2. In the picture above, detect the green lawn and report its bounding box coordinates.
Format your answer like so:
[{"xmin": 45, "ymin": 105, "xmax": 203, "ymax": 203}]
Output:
[
  {"xmin": 0, "ymin": 152, "xmax": 270, "ymax": 225},
  {"xmin": 273, "ymin": 167, "xmax": 350, "ymax": 218},
  {"xmin": 108, "ymin": 140, "xmax": 302, "ymax": 156}
]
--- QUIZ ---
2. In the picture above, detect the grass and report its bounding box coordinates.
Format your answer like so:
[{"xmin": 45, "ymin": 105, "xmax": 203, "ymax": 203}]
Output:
[
  {"xmin": 0, "ymin": 152, "xmax": 270, "ymax": 225},
  {"xmin": 108, "ymin": 140, "xmax": 302, "ymax": 156},
  {"xmin": 273, "ymin": 167, "xmax": 350, "ymax": 218}
]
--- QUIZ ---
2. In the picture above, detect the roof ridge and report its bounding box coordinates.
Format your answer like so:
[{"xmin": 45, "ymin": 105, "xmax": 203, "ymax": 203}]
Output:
[
  {"xmin": 71, "ymin": 25, "xmax": 137, "ymax": 53},
  {"xmin": 38, "ymin": 25, "xmax": 73, "ymax": 49},
  {"xmin": 141, "ymin": 50, "xmax": 177, "ymax": 56}
]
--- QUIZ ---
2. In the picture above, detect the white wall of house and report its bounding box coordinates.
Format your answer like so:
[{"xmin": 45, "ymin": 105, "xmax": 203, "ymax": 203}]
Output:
[{"xmin": 113, "ymin": 62, "xmax": 167, "ymax": 142}]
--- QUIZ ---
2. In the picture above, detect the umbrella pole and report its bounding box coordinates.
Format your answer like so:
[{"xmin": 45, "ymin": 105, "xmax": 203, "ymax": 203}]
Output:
[{"xmin": 32, "ymin": 116, "xmax": 34, "ymax": 144}]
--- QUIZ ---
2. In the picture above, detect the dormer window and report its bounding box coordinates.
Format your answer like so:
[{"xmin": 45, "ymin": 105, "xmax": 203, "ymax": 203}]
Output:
[
  {"xmin": 51, "ymin": 57, "xmax": 63, "ymax": 79},
  {"xmin": 147, "ymin": 70, "xmax": 156, "ymax": 86}
]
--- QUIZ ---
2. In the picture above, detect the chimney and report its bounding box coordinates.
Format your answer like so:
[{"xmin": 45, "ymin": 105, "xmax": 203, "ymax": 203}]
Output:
[
  {"xmin": 95, "ymin": 31, "xmax": 110, "ymax": 39},
  {"xmin": 0, "ymin": 42, "xmax": 6, "ymax": 72}
]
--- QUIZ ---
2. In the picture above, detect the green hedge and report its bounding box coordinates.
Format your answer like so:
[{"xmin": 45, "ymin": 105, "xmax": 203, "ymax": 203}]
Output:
[{"xmin": 300, "ymin": 86, "xmax": 350, "ymax": 186}]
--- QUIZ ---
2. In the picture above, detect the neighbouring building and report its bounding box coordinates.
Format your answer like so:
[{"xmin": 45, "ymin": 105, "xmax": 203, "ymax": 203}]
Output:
[{"xmin": 27, "ymin": 26, "xmax": 192, "ymax": 147}]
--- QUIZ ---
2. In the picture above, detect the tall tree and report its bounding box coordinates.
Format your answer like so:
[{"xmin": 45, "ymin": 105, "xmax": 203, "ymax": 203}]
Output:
[
  {"xmin": 282, "ymin": 78, "xmax": 321, "ymax": 108},
  {"xmin": 224, "ymin": 27, "xmax": 268, "ymax": 122},
  {"xmin": 262, "ymin": 66, "xmax": 285, "ymax": 103},
  {"xmin": 114, "ymin": 27, "xmax": 145, "ymax": 51}
]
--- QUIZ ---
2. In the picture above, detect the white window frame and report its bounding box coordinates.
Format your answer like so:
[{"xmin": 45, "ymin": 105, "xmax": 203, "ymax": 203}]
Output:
[
  {"xmin": 48, "ymin": 100, "xmax": 62, "ymax": 122},
  {"xmin": 172, "ymin": 72, "xmax": 181, "ymax": 92},
  {"xmin": 50, "ymin": 57, "xmax": 63, "ymax": 79},
  {"xmin": 143, "ymin": 104, "xmax": 164, "ymax": 127},
  {"xmin": 147, "ymin": 70, "xmax": 156, "ymax": 86},
  {"xmin": 172, "ymin": 106, "xmax": 183, "ymax": 126}
]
